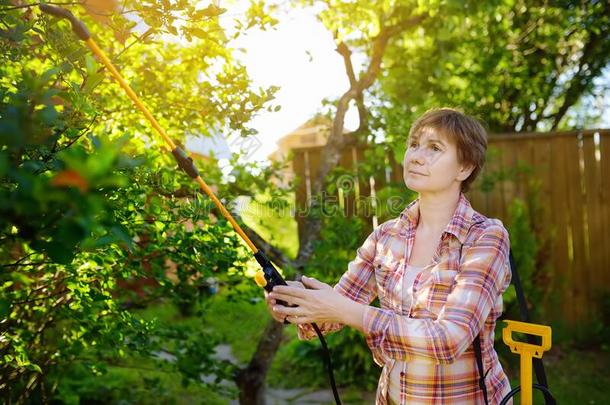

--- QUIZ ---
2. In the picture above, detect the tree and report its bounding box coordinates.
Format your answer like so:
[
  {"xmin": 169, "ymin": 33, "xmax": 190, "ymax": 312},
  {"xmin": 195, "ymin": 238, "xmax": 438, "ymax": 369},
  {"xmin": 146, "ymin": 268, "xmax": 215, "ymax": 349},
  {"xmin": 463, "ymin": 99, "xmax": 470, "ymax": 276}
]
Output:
[
  {"xmin": 0, "ymin": 1, "xmax": 282, "ymax": 402},
  {"xmin": 376, "ymin": 0, "xmax": 610, "ymax": 144}
]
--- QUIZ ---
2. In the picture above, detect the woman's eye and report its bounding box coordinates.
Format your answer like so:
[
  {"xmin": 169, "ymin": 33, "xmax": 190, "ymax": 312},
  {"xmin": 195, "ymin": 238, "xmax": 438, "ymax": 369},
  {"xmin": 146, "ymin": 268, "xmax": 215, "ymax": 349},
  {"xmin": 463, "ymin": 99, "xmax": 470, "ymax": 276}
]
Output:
[{"xmin": 432, "ymin": 145, "xmax": 441, "ymax": 151}]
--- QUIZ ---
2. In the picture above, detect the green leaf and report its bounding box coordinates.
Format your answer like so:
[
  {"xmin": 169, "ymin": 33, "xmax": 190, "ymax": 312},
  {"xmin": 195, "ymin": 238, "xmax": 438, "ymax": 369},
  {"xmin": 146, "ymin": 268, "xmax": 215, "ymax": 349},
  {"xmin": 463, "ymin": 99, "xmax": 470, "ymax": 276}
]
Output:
[
  {"xmin": 57, "ymin": 219, "xmax": 88, "ymax": 248},
  {"xmin": 193, "ymin": 5, "xmax": 226, "ymax": 19},
  {"xmin": 39, "ymin": 105, "xmax": 58, "ymax": 125},
  {"xmin": 0, "ymin": 299, "xmax": 10, "ymax": 319},
  {"xmin": 45, "ymin": 241, "xmax": 76, "ymax": 264},
  {"xmin": 11, "ymin": 272, "xmax": 33, "ymax": 285},
  {"xmin": 0, "ymin": 151, "xmax": 8, "ymax": 177},
  {"xmin": 111, "ymin": 225, "xmax": 133, "ymax": 251},
  {"xmin": 189, "ymin": 27, "xmax": 207, "ymax": 39},
  {"xmin": 81, "ymin": 72, "xmax": 105, "ymax": 95},
  {"xmin": 85, "ymin": 54, "xmax": 97, "ymax": 76},
  {"xmin": 167, "ymin": 25, "xmax": 178, "ymax": 36},
  {"xmin": 26, "ymin": 363, "xmax": 42, "ymax": 373},
  {"xmin": 41, "ymin": 67, "xmax": 60, "ymax": 83}
]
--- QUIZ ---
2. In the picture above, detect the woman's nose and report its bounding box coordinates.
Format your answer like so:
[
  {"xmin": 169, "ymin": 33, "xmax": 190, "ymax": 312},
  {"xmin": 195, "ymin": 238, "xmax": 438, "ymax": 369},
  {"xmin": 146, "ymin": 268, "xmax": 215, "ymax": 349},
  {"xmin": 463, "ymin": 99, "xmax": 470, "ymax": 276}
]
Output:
[{"xmin": 407, "ymin": 148, "xmax": 425, "ymax": 164}]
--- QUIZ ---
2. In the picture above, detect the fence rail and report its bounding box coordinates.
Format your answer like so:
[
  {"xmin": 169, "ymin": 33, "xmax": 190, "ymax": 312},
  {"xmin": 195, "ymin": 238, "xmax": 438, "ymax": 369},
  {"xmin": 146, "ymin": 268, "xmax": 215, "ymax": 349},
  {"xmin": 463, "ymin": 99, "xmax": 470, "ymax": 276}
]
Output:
[{"xmin": 291, "ymin": 129, "xmax": 610, "ymax": 327}]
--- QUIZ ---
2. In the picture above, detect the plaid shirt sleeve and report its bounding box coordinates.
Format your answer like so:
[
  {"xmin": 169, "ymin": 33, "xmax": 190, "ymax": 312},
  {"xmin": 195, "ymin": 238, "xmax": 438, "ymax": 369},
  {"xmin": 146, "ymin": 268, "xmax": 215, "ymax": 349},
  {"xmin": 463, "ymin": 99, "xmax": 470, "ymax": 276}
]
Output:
[
  {"xmin": 362, "ymin": 222, "xmax": 510, "ymax": 363},
  {"xmin": 297, "ymin": 226, "xmax": 380, "ymax": 341}
]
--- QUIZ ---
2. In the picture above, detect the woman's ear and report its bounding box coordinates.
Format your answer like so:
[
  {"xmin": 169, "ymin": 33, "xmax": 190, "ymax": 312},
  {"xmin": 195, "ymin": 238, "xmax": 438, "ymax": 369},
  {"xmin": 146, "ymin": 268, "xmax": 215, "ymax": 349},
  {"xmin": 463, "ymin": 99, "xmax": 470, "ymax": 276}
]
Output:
[{"xmin": 457, "ymin": 163, "xmax": 475, "ymax": 182}]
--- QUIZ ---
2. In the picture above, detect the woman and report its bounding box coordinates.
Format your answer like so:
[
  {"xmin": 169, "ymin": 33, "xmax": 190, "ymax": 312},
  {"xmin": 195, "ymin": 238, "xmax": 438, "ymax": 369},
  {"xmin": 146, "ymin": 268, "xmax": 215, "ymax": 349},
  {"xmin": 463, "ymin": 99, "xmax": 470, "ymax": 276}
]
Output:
[{"xmin": 265, "ymin": 108, "xmax": 512, "ymax": 404}]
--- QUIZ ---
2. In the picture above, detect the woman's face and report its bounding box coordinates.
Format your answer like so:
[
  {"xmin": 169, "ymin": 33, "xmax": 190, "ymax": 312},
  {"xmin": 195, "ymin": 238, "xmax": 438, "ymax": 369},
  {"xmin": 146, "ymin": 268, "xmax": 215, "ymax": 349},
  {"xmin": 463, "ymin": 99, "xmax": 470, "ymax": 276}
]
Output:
[{"xmin": 403, "ymin": 127, "xmax": 472, "ymax": 194}]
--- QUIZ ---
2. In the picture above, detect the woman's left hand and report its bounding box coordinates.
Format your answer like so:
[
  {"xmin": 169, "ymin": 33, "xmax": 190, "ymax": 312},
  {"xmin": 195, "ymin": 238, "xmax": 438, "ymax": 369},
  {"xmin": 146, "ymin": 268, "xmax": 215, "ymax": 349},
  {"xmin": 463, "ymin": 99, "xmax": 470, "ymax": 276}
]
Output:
[{"xmin": 268, "ymin": 276, "xmax": 348, "ymax": 325}]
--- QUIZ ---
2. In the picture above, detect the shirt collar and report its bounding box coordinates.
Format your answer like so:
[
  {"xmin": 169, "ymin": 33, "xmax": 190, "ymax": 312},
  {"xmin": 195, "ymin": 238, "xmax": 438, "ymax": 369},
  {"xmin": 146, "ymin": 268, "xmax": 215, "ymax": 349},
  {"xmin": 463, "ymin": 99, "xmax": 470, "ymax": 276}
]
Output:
[{"xmin": 399, "ymin": 192, "xmax": 480, "ymax": 244}]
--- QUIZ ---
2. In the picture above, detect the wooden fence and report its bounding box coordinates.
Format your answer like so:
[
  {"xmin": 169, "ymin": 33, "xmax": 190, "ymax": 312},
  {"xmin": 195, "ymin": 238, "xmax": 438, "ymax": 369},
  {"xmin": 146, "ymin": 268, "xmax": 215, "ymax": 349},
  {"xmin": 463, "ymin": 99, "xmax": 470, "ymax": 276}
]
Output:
[{"xmin": 291, "ymin": 129, "xmax": 610, "ymax": 327}]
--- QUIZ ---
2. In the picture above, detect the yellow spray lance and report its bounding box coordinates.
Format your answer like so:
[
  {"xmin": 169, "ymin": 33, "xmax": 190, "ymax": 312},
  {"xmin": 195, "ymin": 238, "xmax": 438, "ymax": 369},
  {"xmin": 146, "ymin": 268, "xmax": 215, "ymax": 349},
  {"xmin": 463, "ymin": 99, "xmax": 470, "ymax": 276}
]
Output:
[
  {"xmin": 39, "ymin": 4, "xmax": 343, "ymax": 404},
  {"xmin": 39, "ymin": 3, "xmax": 290, "ymax": 295}
]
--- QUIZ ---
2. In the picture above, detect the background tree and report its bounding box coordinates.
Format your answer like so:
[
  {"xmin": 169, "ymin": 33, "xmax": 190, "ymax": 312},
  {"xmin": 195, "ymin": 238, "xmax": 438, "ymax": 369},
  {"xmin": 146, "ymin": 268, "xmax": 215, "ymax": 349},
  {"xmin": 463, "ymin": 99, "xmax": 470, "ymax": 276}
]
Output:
[{"xmin": 376, "ymin": 0, "xmax": 610, "ymax": 148}]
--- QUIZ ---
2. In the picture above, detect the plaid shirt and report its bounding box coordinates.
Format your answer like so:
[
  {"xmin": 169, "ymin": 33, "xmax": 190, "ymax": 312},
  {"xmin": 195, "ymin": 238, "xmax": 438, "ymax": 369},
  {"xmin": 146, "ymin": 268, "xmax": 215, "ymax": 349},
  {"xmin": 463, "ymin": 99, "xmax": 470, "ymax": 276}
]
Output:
[{"xmin": 298, "ymin": 193, "xmax": 512, "ymax": 404}]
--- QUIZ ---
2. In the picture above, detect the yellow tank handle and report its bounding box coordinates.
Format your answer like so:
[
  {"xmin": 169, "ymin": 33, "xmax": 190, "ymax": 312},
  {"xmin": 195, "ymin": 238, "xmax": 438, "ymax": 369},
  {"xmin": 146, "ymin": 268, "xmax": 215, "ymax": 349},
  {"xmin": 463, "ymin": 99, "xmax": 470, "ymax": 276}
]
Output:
[{"xmin": 502, "ymin": 320, "xmax": 552, "ymax": 405}]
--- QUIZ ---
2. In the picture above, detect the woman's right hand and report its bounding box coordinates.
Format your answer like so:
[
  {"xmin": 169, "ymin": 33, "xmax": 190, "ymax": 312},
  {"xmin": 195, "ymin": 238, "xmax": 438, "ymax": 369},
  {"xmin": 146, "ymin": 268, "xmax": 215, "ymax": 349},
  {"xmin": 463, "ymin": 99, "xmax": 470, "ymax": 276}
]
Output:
[{"xmin": 264, "ymin": 280, "xmax": 305, "ymax": 323}]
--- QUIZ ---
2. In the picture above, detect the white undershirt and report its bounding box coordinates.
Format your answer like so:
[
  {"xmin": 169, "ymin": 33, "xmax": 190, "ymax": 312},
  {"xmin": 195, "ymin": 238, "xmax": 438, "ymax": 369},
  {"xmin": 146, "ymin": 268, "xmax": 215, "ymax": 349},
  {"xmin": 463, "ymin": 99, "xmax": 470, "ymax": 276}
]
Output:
[{"xmin": 387, "ymin": 263, "xmax": 427, "ymax": 405}]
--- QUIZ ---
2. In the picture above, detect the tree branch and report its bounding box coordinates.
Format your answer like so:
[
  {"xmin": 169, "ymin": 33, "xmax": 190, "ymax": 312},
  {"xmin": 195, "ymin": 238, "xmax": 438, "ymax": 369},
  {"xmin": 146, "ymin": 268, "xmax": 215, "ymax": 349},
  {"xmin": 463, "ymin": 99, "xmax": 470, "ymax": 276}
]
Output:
[
  {"xmin": 111, "ymin": 28, "xmax": 156, "ymax": 64},
  {"xmin": 294, "ymin": 11, "xmax": 428, "ymax": 267},
  {"xmin": 335, "ymin": 40, "xmax": 368, "ymax": 135}
]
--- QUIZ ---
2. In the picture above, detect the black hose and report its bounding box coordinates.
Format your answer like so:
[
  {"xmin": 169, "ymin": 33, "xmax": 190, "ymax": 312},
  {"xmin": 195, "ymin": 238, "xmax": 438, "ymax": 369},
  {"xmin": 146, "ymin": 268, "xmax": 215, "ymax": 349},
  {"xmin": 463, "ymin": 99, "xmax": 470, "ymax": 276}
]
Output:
[
  {"xmin": 312, "ymin": 323, "xmax": 342, "ymax": 405},
  {"xmin": 499, "ymin": 383, "xmax": 556, "ymax": 405}
]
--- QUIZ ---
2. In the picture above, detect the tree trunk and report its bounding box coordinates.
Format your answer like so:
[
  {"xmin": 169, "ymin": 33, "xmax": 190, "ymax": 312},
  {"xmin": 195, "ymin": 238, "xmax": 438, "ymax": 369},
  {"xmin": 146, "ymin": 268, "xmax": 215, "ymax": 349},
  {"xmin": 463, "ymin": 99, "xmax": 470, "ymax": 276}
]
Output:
[{"xmin": 234, "ymin": 320, "xmax": 285, "ymax": 404}]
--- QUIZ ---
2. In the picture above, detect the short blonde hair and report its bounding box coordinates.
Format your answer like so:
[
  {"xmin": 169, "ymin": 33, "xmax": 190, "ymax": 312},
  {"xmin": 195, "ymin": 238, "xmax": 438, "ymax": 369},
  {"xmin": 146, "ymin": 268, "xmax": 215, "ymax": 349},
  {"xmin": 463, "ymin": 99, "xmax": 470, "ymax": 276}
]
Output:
[{"xmin": 408, "ymin": 107, "xmax": 488, "ymax": 193}]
